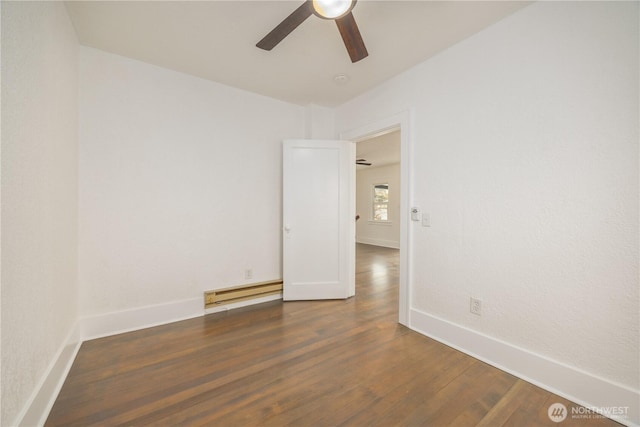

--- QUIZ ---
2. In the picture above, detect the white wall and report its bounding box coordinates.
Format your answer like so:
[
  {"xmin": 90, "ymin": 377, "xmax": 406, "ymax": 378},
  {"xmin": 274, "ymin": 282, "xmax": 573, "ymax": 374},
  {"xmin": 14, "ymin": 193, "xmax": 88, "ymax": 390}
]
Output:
[
  {"xmin": 1, "ymin": 2, "xmax": 79, "ymax": 425},
  {"xmin": 356, "ymin": 163, "xmax": 401, "ymax": 248},
  {"xmin": 78, "ymin": 47, "xmax": 306, "ymax": 322},
  {"xmin": 337, "ymin": 0, "xmax": 639, "ymax": 422},
  {"xmin": 305, "ymin": 104, "xmax": 336, "ymax": 139}
]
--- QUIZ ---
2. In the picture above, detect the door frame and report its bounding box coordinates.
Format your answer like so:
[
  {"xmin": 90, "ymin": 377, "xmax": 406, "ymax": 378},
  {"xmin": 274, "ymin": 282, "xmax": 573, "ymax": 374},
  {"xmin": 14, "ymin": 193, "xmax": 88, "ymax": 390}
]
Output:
[{"xmin": 340, "ymin": 110, "xmax": 412, "ymax": 326}]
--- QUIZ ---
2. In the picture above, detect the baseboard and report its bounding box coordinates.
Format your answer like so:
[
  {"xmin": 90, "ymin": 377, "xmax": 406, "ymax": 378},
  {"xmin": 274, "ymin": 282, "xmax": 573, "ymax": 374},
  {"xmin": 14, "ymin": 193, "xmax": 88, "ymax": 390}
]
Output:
[
  {"xmin": 14, "ymin": 321, "xmax": 82, "ymax": 427},
  {"xmin": 410, "ymin": 308, "xmax": 640, "ymax": 427},
  {"xmin": 205, "ymin": 292, "xmax": 282, "ymax": 314},
  {"xmin": 80, "ymin": 297, "xmax": 203, "ymax": 341},
  {"xmin": 356, "ymin": 237, "xmax": 400, "ymax": 249}
]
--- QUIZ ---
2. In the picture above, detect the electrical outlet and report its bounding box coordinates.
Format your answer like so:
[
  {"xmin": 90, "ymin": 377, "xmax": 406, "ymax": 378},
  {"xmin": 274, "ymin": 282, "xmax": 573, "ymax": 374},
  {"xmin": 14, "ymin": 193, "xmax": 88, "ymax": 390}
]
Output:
[
  {"xmin": 244, "ymin": 268, "xmax": 253, "ymax": 280},
  {"xmin": 470, "ymin": 297, "xmax": 482, "ymax": 316}
]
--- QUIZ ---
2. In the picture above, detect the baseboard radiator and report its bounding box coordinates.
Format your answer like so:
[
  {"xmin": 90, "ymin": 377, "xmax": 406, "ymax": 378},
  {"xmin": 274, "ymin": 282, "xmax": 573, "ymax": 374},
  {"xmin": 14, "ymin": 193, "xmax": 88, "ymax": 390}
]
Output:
[{"xmin": 204, "ymin": 279, "xmax": 283, "ymax": 309}]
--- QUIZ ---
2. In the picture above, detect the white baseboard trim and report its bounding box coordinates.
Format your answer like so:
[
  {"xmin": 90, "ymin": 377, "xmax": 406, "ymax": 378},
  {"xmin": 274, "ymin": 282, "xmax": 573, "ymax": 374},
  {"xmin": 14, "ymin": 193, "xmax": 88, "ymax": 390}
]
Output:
[
  {"xmin": 80, "ymin": 297, "xmax": 203, "ymax": 341},
  {"xmin": 14, "ymin": 321, "xmax": 82, "ymax": 427},
  {"xmin": 204, "ymin": 293, "xmax": 283, "ymax": 315},
  {"xmin": 356, "ymin": 237, "xmax": 400, "ymax": 249},
  {"xmin": 410, "ymin": 308, "xmax": 640, "ymax": 427}
]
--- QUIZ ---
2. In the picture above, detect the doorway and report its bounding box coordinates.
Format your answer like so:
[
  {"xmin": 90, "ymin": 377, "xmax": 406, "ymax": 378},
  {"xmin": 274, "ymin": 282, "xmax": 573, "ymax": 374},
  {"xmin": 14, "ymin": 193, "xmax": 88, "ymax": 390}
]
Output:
[
  {"xmin": 355, "ymin": 130, "xmax": 401, "ymax": 249},
  {"xmin": 355, "ymin": 129, "xmax": 401, "ymax": 321},
  {"xmin": 341, "ymin": 111, "xmax": 411, "ymax": 325}
]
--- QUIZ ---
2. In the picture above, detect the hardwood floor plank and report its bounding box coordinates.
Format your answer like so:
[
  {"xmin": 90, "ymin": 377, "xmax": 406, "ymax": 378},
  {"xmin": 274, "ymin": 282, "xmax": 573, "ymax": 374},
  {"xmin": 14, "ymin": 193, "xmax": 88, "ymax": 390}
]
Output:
[
  {"xmin": 476, "ymin": 380, "xmax": 541, "ymax": 426},
  {"xmin": 46, "ymin": 244, "xmax": 622, "ymax": 427}
]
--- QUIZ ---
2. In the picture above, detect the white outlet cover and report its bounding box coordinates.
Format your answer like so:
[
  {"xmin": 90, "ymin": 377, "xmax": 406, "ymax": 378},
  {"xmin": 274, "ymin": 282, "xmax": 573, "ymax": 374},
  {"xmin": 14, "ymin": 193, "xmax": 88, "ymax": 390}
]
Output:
[{"xmin": 470, "ymin": 297, "xmax": 482, "ymax": 316}]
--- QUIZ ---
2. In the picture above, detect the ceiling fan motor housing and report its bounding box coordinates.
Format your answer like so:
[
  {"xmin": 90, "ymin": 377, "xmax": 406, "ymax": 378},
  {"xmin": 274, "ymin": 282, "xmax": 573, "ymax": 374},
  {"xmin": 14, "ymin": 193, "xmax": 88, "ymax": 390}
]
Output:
[{"xmin": 311, "ymin": 0, "xmax": 357, "ymax": 20}]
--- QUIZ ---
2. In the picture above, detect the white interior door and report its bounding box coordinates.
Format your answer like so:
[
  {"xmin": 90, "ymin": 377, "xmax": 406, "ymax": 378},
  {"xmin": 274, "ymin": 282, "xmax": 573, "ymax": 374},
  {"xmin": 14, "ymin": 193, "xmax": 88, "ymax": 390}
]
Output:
[{"xmin": 283, "ymin": 139, "xmax": 355, "ymax": 300}]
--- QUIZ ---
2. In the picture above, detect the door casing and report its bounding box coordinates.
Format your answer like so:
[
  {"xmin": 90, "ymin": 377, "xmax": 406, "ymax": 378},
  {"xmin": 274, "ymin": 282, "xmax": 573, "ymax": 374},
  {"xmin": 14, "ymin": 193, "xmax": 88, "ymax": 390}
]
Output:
[{"xmin": 340, "ymin": 111, "xmax": 412, "ymax": 326}]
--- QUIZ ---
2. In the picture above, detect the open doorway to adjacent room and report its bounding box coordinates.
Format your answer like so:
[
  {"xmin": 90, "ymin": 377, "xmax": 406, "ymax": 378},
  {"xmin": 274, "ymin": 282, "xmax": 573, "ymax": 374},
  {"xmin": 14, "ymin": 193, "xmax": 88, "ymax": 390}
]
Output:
[
  {"xmin": 355, "ymin": 129, "xmax": 402, "ymax": 319},
  {"xmin": 342, "ymin": 111, "xmax": 411, "ymax": 325}
]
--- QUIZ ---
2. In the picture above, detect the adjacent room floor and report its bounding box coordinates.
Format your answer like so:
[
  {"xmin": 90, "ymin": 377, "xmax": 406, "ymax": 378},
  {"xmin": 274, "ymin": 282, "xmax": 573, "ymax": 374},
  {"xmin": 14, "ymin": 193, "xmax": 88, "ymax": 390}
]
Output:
[{"xmin": 46, "ymin": 244, "xmax": 621, "ymax": 426}]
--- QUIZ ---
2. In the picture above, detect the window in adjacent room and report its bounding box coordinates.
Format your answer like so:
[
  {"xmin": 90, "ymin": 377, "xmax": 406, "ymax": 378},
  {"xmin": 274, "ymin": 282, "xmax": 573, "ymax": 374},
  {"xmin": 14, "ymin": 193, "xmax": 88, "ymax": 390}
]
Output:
[{"xmin": 373, "ymin": 183, "xmax": 389, "ymax": 221}]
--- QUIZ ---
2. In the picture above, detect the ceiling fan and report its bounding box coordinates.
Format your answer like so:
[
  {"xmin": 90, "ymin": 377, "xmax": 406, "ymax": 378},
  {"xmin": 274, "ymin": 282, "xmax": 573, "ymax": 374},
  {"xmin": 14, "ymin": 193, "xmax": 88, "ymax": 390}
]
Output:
[
  {"xmin": 356, "ymin": 158, "xmax": 372, "ymax": 166},
  {"xmin": 256, "ymin": 0, "xmax": 368, "ymax": 63}
]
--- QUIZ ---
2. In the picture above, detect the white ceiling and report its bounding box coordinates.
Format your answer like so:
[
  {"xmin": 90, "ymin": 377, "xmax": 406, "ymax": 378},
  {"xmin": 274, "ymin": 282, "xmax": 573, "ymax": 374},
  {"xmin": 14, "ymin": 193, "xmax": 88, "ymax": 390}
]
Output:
[
  {"xmin": 356, "ymin": 129, "xmax": 400, "ymax": 170},
  {"xmin": 64, "ymin": 1, "xmax": 530, "ymax": 107}
]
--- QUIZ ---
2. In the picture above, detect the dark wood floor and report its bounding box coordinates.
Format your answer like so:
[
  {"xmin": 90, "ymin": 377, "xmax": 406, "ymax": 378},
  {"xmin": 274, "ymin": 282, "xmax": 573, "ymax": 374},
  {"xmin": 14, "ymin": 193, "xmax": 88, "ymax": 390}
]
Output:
[{"xmin": 47, "ymin": 244, "xmax": 620, "ymax": 426}]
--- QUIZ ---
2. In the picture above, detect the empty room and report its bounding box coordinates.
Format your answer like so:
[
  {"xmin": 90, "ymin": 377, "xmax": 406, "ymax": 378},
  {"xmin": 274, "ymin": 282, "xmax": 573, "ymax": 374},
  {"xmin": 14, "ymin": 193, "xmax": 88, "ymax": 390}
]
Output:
[{"xmin": 2, "ymin": 0, "xmax": 638, "ymax": 426}]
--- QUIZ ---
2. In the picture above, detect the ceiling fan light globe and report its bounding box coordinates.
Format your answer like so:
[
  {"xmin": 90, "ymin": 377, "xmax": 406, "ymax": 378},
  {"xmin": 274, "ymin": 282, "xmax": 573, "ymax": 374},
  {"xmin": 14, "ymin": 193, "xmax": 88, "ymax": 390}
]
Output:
[{"xmin": 312, "ymin": 0, "xmax": 354, "ymax": 19}]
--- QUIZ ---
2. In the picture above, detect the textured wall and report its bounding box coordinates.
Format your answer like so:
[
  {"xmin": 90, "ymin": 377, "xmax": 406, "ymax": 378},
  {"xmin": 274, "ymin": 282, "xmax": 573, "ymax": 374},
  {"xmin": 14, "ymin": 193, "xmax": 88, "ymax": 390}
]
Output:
[
  {"xmin": 1, "ymin": 2, "xmax": 79, "ymax": 424},
  {"xmin": 78, "ymin": 47, "xmax": 305, "ymax": 317},
  {"xmin": 337, "ymin": 1, "xmax": 639, "ymax": 390}
]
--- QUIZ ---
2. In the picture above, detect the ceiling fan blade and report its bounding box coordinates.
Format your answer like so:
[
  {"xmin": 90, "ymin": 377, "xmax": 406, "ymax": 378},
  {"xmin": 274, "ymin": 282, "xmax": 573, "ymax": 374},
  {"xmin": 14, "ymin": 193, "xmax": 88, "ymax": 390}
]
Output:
[
  {"xmin": 256, "ymin": 1, "xmax": 313, "ymax": 51},
  {"xmin": 335, "ymin": 12, "xmax": 368, "ymax": 63},
  {"xmin": 356, "ymin": 162, "xmax": 372, "ymax": 166}
]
